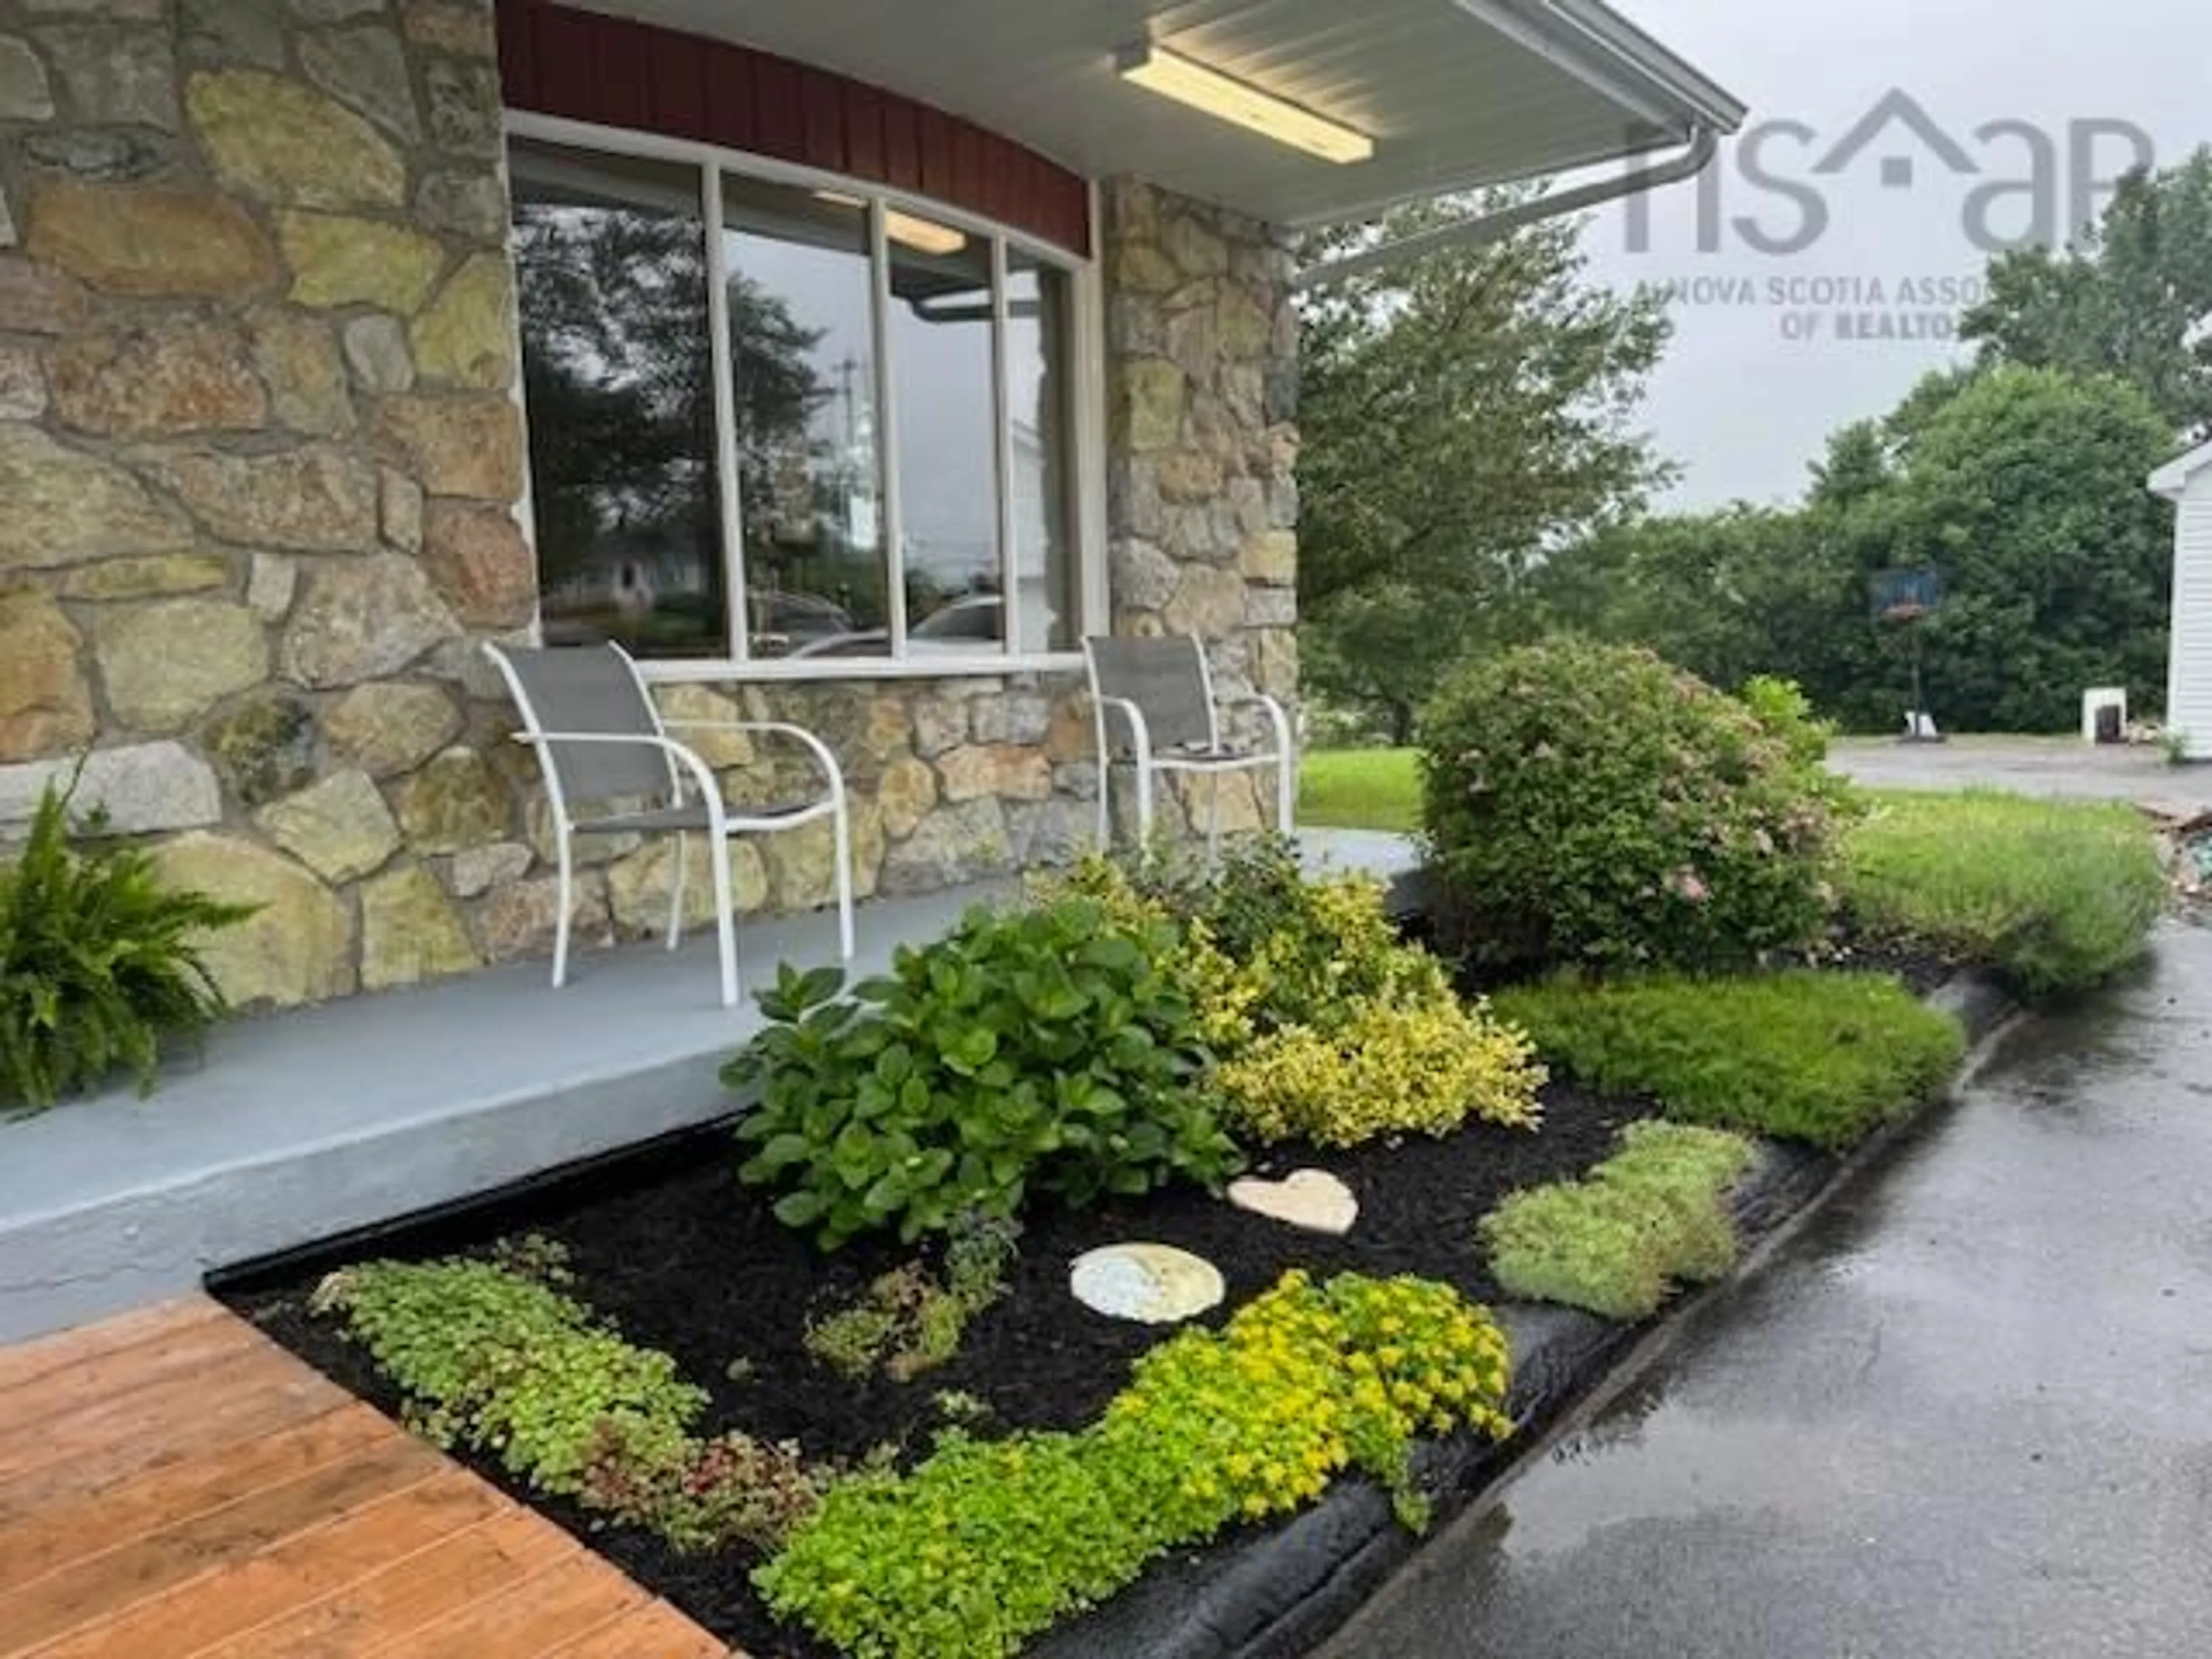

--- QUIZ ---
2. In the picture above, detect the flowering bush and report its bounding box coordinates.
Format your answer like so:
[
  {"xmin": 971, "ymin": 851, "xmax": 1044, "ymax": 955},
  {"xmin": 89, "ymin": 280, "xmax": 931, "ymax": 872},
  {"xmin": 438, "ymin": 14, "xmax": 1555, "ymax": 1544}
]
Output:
[
  {"xmin": 757, "ymin": 1271, "xmax": 1513, "ymax": 1659},
  {"xmin": 1421, "ymin": 640, "xmax": 1844, "ymax": 972}
]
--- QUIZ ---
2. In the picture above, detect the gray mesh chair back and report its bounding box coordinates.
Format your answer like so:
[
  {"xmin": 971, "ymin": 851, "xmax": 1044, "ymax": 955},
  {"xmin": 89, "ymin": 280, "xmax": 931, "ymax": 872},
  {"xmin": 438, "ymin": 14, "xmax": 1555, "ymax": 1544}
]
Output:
[
  {"xmin": 1084, "ymin": 633, "xmax": 1294, "ymax": 855},
  {"xmin": 495, "ymin": 645, "xmax": 672, "ymax": 803},
  {"xmin": 483, "ymin": 639, "xmax": 856, "ymax": 1007},
  {"xmin": 1084, "ymin": 637, "xmax": 1215, "ymax": 753}
]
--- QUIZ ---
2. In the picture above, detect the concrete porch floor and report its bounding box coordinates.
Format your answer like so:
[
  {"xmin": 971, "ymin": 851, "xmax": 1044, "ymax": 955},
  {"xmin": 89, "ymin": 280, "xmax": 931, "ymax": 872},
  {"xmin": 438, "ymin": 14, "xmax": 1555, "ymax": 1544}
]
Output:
[{"xmin": 0, "ymin": 831, "xmax": 1415, "ymax": 1344}]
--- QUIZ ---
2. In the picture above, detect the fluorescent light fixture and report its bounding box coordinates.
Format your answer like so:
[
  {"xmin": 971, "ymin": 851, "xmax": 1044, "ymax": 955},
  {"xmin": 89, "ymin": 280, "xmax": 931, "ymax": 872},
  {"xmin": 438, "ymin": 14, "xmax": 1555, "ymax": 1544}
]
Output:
[
  {"xmin": 816, "ymin": 191, "xmax": 967, "ymax": 256},
  {"xmin": 1118, "ymin": 42, "xmax": 1374, "ymax": 164}
]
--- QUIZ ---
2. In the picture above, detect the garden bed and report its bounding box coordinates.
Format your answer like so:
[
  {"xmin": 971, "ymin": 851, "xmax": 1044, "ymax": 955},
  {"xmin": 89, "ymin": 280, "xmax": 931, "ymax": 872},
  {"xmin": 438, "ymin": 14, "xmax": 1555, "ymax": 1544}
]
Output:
[{"xmin": 219, "ymin": 1075, "xmax": 1651, "ymax": 1658}]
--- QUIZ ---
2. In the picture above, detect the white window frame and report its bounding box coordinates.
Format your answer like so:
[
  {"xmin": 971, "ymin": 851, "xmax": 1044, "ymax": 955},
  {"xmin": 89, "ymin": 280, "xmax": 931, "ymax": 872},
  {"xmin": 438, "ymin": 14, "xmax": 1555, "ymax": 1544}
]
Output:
[{"xmin": 503, "ymin": 109, "xmax": 1105, "ymax": 684}]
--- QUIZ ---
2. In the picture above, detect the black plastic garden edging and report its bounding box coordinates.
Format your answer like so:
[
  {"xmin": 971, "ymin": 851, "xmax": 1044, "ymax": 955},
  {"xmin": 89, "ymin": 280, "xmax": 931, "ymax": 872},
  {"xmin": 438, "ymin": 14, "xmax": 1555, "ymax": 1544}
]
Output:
[{"xmin": 1029, "ymin": 971, "xmax": 2018, "ymax": 1659}]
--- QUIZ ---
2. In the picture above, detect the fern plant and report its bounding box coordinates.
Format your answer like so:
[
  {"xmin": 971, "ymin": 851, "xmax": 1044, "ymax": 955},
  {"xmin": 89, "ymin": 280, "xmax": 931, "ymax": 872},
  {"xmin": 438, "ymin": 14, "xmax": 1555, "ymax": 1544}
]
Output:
[{"xmin": 0, "ymin": 777, "xmax": 256, "ymax": 1113}]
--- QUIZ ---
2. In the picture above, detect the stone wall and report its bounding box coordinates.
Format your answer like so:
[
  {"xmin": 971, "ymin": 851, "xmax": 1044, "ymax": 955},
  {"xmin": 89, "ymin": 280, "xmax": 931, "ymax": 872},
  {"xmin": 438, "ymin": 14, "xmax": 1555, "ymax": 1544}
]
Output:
[
  {"xmin": 1101, "ymin": 176, "xmax": 1300, "ymax": 835},
  {"xmin": 0, "ymin": 6, "xmax": 1296, "ymax": 1011}
]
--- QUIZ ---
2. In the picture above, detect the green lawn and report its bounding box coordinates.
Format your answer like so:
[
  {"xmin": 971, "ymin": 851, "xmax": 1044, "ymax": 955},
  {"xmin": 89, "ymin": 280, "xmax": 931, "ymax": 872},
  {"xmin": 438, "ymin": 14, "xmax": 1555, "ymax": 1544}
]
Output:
[{"xmin": 1298, "ymin": 748, "xmax": 1419, "ymax": 833}]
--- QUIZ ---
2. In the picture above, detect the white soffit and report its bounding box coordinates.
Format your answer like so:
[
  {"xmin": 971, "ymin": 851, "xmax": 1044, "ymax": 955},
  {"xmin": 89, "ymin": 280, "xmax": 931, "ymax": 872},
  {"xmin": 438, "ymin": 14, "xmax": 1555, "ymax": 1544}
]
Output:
[{"xmin": 576, "ymin": 0, "xmax": 1747, "ymax": 227}]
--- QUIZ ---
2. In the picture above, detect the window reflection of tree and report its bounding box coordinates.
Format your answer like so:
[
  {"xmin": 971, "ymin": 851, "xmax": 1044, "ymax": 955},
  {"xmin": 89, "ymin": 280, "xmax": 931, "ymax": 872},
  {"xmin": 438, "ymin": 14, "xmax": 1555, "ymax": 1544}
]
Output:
[{"xmin": 513, "ymin": 169, "xmax": 825, "ymax": 654}]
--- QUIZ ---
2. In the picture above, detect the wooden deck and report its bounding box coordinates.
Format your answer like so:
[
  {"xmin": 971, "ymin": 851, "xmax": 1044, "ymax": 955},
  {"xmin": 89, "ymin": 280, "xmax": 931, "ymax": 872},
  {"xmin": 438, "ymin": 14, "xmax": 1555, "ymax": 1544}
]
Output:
[{"xmin": 0, "ymin": 1298, "xmax": 728, "ymax": 1658}]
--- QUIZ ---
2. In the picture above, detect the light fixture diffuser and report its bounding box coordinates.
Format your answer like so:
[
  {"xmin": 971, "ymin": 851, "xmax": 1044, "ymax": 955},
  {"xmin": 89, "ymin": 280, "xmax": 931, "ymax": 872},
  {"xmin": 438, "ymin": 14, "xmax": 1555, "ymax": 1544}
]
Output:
[
  {"xmin": 816, "ymin": 191, "xmax": 968, "ymax": 256},
  {"xmin": 1118, "ymin": 42, "xmax": 1373, "ymax": 164}
]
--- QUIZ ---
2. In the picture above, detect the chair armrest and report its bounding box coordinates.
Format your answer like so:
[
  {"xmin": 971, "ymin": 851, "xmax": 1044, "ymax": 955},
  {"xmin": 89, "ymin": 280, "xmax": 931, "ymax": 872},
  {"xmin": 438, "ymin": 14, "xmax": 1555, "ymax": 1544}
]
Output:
[
  {"xmin": 660, "ymin": 719, "xmax": 847, "ymax": 802},
  {"xmin": 1213, "ymin": 692, "xmax": 1295, "ymax": 759},
  {"xmin": 1091, "ymin": 693, "xmax": 1154, "ymax": 760}
]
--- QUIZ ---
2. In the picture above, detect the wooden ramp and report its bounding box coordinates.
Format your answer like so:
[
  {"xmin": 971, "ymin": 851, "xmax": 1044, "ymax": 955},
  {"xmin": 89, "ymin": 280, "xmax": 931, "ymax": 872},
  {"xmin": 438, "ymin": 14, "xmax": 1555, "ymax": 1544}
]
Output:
[{"xmin": 0, "ymin": 1298, "xmax": 728, "ymax": 1658}]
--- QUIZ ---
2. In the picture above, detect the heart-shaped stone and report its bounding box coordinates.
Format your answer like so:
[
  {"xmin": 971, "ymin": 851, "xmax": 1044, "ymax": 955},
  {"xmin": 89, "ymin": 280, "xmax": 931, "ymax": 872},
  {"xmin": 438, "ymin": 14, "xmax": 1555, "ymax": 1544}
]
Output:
[{"xmin": 1228, "ymin": 1169, "xmax": 1358, "ymax": 1236}]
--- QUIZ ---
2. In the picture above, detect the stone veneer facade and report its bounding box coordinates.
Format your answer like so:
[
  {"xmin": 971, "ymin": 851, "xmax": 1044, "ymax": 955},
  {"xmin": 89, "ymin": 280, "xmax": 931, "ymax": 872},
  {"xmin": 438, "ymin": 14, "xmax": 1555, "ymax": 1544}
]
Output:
[{"xmin": 0, "ymin": 0, "xmax": 1298, "ymax": 1010}]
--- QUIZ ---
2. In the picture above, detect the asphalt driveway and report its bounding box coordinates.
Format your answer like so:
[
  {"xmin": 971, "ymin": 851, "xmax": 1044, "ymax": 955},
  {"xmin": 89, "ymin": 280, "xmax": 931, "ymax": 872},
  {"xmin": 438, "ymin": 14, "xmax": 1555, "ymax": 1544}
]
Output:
[
  {"xmin": 1832, "ymin": 737, "xmax": 2212, "ymax": 815},
  {"xmin": 1323, "ymin": 925, "xmax": 2212, "ymax": 1659}
]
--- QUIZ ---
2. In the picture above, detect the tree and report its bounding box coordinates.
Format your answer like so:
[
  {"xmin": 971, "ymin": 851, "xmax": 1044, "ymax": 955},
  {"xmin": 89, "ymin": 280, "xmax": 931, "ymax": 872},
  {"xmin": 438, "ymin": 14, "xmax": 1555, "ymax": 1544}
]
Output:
[
  {"xmin": 1961, "ymin": 149, "xmax": 2212, "ymax": 443},
  {"xmin": 1296, "ymin": 195, "xmax": 1675, "ymax": 740},
  {"xmin": 1880, "ymin": 366, "xmax": 2175, "ymax": 730}
]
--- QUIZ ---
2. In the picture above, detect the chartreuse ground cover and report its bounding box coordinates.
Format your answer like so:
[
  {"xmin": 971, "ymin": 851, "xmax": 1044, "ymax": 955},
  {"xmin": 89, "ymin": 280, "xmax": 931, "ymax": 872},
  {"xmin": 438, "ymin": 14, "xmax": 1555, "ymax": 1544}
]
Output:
[
  {"xmin": 317, "ymin": 1251, "xmax": 1514, "ymax": 1659},
  {"xmin": 1482, "ymin": 1122, "xmax": 1756, "ymax": 1320},
  {"xmin": 757, "ymin": 1271, "xmax": 1513, "ymax": 1659},
  {"xmin": 1838, "ymin": 789, "xmax": 2166, "ymax": 996},
  {"xmin": 1493, "ymin": 972, "xmax": 1964, "ymax": 1152}
]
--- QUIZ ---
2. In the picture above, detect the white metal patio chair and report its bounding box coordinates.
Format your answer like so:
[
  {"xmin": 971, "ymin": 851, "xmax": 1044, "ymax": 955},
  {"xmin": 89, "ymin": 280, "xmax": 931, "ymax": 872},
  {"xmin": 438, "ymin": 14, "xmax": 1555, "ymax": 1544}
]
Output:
[
  {"xmin": 1084, "ymin": 634, "xmax": 1295, "ymax": 855},
  {"xmin": 483, "ymin": 642, "xmax": 854, "ymax": 1007}
]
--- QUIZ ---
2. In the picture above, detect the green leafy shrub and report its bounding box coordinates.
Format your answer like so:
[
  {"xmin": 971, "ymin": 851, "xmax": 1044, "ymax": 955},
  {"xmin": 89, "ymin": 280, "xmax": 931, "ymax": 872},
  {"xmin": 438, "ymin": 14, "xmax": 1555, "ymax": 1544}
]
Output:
[
  {"xmin": 1493, "ymin": 971, "xmax": 1964, "ymax": 1151},
  {"xmin": 757, "ymin": 1271, "xmax": 1513, "ymax": 1659},
  {"xmin": 1839, "ymin": 790, "xmax": 2166, "ymax": 996},
  {"xmin": 1, "ymin": 778, "xmax": 255, "ymax": 1113},
  {"xmin": 1482, "ymin": 1122, "xmax": 1755, "ymax": 1319},
  {"xmin": 805, "ymin": 1217, "xmax": 1019, "ymax": 1382},
  {"xmin": 313, "ymin": 1246, "xmax": 822, "ymax": 1552},
  {"xmin": 726, "ymin": 899, "xmax": 1241, "ymax": 1249},
  {"xmin": 1420, "ymin": 641, "xmax": 1844, "ymax": 972},
  {"xmin": 1056, "ymin": 841, "xmax": 1548, "ymax": 1146}
]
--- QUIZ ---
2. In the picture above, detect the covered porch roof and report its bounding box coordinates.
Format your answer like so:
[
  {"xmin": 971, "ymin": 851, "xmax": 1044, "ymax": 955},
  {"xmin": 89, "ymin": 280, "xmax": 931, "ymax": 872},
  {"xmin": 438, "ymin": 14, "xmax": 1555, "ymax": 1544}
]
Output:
[{"xmin": 572, "ymin": 0, "xmax": 1746, "ymax": 227}]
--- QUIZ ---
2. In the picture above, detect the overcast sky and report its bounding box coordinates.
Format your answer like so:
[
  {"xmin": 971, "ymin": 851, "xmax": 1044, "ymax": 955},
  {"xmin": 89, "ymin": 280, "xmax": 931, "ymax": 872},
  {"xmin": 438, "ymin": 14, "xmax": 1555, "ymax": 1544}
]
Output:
[{"xmin": 1587, "ymin": 0, "xmax": 2212, "ymax": 509}]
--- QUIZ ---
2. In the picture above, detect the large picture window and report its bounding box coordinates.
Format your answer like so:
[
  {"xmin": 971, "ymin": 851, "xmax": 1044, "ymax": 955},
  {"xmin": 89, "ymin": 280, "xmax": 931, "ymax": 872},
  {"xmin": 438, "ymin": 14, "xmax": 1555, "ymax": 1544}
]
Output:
[{"xmin": 510, "ymin": 129, "xmax": 1093, "ymax": 671}]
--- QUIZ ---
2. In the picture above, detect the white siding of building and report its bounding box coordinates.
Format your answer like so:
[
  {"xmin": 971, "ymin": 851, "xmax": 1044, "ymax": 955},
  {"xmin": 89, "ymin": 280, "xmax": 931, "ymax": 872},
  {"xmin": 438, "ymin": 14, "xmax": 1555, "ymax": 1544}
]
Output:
[{"xmin": 2171, "ymin": 482, "xmax": 2212, "ymax": 760}]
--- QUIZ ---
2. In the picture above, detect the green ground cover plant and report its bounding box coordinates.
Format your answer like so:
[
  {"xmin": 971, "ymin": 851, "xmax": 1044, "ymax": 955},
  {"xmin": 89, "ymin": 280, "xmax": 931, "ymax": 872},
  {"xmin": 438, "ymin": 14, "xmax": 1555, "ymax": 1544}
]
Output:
[
  {"xmin": 1421, "ymin": 642, "xmax": 1848, "ymax": 973},
  {"xmin": 1493, "ymin": 971, "xmax": 1964, "ymax": 1152},
  {"xmin": 1839, "ymin": 789, "xmax": 2166, "ymax": 996},
  {"xmin": 805, "ymin": 1217, "xmax": 1020, "ymax": 1382},
  {"xmin": 313, "ymin": 1245, "xmax": 823, "ymax": 1552},
  {"xmin": 726, "ymin": 899, "xmax": 1241, "ymax": 1249},
  {"xmin": 757, "ymin": 1270, "xmax": 1514, "ymax": 1659},
  {"xmin": 1056, "ymin": 839, "xmax": 1546, "ymax": 1146},
  {"xmin": 1297, "ymin": 748, "xmax": 1420, "ymax": 832},
  {"xmin": 1, "ymin": 778, "xmax": 254, "ymax": 1113},
  {"xmin": 1482, "ymin": 1122, "xmax": 1756, "ymax": 1319}
]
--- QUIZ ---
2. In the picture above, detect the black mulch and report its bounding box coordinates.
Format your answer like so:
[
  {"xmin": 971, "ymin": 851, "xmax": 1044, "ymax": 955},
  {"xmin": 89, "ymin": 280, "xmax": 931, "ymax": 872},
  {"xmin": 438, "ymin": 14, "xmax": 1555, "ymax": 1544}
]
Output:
[{"xmin": 222, "ymin": 1077, "xmax": 1654, "ymax": 1659}]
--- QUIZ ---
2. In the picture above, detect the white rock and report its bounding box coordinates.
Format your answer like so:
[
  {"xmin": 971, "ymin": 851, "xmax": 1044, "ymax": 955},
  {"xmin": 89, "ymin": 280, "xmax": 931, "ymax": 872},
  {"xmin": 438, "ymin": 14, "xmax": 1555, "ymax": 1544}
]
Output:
[
  {"xmin": 1069, "ymin": 1243, "xmax": 1224, "ymax": 1324},
  {"xmin": 1228, "ymin": 1169, "xmax": 1359, "ymax": 1236},
  {"xmin": 0, "ymin": 742, "xmax": 221, "ymax": 837}
]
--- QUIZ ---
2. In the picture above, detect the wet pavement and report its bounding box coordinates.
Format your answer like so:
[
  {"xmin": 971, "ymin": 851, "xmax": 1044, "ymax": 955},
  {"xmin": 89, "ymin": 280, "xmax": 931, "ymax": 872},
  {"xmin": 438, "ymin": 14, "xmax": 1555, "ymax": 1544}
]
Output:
[
  {"xmin": 1831, "ymin": 737, "xmax": 2212, "ymax": 814},
  {"xmin": 1324, "ymin": 925, "xmax": 2212, "ymax": 1659}
]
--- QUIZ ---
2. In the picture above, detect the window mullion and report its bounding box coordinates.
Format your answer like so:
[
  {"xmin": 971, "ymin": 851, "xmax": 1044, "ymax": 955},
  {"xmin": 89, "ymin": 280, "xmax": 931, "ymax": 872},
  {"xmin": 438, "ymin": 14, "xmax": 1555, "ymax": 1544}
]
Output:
[
  {"xmin": 871, "ymin": 201, "xmax": 907, "ymax": 658},
  {"xmin": 702, "ymin": 164, "xmax": 749, "ymax": 662},
  {"xmin": 990, "ymin": 236, "xmax": 1017, "ymax": 656}
]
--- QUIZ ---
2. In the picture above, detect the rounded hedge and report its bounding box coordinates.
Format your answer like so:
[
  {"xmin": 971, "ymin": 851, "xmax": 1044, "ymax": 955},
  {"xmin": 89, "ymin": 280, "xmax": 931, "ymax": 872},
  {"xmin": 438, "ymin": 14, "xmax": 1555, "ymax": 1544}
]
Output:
[{"xmin": 1419, "ymin": 640, "xmax": 1840, "ymax": 972}]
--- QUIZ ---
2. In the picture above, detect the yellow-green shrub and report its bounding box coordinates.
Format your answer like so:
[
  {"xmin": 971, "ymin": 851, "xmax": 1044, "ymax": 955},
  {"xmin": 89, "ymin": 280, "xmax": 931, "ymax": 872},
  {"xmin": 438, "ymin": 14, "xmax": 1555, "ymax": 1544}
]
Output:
[
  {"xmin": 1050, "ymin": 844, "xmax": 1547, "ymax": 1147},
  {"xmin": 1214, "ymin": 998, "xmax": 1546, "ymax": 1147}
]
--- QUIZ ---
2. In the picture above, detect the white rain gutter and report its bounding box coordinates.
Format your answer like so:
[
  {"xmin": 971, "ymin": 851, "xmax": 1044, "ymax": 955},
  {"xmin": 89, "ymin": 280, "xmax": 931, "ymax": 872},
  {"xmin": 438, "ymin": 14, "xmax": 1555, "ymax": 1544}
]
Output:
[{"xmin": 1296, "ymin": 125, "xmax": 1718, "ymax": 289}]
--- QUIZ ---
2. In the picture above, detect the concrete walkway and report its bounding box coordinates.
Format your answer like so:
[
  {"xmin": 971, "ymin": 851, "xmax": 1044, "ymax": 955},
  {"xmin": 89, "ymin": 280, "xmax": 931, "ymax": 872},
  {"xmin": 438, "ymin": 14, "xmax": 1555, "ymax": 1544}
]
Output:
[{"xmin": 1325, "ymin": 924, "xmax": 2212, "ymax": 1659}]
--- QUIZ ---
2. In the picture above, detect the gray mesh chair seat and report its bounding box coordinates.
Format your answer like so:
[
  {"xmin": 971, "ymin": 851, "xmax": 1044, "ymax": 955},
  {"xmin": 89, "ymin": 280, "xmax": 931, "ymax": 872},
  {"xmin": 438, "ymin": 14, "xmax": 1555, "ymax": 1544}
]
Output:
[
  {"xmin": 484, "ymin": 642, "xmax": 854, "ymax": 1007},
  {"xmin": 574, "ymin": 799, "xmax": 823, "ymax": 836},
  {"xmin": 1083, "ymin": 635, "xmax": 1294, "ymax": 853}
]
